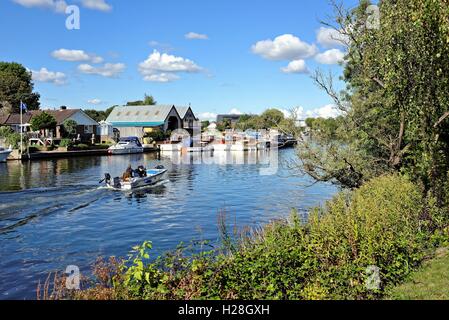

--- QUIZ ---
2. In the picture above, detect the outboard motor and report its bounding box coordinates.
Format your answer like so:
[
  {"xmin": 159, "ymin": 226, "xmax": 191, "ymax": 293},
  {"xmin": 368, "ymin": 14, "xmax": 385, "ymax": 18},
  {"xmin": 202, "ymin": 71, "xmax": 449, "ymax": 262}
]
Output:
[
  {"xmin": 113, "ymin": 177, "xmax": 121, "ymax": 189},
  {"xmin": 104, "ymin": 173, "xmax": 111, "ymax": 185}
]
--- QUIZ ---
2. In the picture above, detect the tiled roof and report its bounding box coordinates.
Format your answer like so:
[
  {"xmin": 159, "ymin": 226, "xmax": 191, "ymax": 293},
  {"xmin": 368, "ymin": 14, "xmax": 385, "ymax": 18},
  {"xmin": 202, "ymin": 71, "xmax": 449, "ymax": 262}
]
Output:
[
  {"xmin": 2, "ymin": 109, "xmax": 81, "ymax": 125},
  {"xmin": 106, "ymin": 105, "xmax": 179, "ymax": 124}
]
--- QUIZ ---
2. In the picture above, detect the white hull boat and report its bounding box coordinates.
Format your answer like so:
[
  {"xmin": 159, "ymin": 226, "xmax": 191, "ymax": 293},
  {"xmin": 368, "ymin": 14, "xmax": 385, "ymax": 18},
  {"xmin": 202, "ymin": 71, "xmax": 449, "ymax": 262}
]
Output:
[
  {"xmin": 103, "ymin": 166, "xmax": 167, "ymax": 191},
  {"xmin": 159, "ymin": 143, "xmax": 181, "ymax": 152},
  {"xmin": 108, "ymin": 137, "xmax": 144, "ymax": 155},
  {"xmin": 0, "ymin": 146, "xmax": 12, "ymax": 163},
  {"xmin": 213, "ymin": 144, "xmax": 232, "ymax": 152}
]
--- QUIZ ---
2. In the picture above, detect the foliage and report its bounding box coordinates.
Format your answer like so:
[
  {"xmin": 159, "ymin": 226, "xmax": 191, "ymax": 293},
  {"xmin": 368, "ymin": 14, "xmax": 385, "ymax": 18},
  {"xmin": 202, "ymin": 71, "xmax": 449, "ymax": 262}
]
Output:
[
  {"xmin": 62, "ymin": 119, "xmax": 77, "ymax": 138},
  {"xmin": 30, "ymin": 112, "xmax": 56, "ymax": 131},
  {"xmin": 0, "ymin": 62, "xmax": 40, "ymax": 113},
  {"xmin": 84, "ymin": 106, "xmax": 115, "ymax": 122},
  {"xmin": 297, "ymin": 0, "xmax": 449, "ymax": 202},
  {"xmin": 58, "ymin": 139, "xmax": 73, "ymax": 148},
  {"xmin": 70, "ymin": 175, "xmax": 449, "ymax": 300},
  {"xmin": 0, "ymin": 125, "xmax": 25, "ymax": 148},
  {"xmin": 144, "ymin": 130, "xmax": 169, "ymax": 142},
  {"xmin": 126, "ymin": 94, "xmax": 157, "ymax": 106},
  {"xmin": 201, "ymin": 121, "xmax": 210, "ymax": 130}
]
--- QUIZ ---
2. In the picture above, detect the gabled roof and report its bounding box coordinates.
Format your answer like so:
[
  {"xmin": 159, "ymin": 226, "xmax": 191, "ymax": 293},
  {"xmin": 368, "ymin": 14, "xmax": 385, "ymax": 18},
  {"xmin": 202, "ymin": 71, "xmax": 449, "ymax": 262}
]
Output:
[
  {"xmin": 176, "ymin": 106, "xmax": 198, "ymax": 120},
  {"xmin": 106, "ymin": 105, "xmax": 179, "ymax": 125},
  {"xmin": 1, "ymin": 109, "xmax": 82, "ymax": 125}
]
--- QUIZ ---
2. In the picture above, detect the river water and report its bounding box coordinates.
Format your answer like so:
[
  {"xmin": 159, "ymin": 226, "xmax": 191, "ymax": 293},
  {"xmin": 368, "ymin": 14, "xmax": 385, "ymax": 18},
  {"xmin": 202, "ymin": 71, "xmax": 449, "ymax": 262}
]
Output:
[{"xmin": 0, "ymin": 149, "xmax": 336, "ymax": 299}]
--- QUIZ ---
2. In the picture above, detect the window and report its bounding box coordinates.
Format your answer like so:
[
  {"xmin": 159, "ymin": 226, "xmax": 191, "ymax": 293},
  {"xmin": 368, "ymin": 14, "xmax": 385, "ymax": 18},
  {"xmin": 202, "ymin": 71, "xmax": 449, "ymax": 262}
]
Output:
[{"xmin": 84, "ymin": 125, "xmax": 93, "ymax": 134}]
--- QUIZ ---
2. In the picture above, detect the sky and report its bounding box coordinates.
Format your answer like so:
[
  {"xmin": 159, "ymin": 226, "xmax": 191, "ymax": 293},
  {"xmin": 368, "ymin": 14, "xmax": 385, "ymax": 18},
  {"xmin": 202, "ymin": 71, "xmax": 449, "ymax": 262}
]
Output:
[{"xmin": 0, "ymin": 0, "xmax": 359, "ymax": 120}]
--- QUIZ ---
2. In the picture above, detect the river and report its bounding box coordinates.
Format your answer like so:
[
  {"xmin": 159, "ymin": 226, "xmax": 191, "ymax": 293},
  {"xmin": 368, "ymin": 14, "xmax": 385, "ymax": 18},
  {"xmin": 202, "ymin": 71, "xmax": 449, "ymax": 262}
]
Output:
[{"xmin": 0, "ymin": 149, "xmax": 337, "ymax": 299}]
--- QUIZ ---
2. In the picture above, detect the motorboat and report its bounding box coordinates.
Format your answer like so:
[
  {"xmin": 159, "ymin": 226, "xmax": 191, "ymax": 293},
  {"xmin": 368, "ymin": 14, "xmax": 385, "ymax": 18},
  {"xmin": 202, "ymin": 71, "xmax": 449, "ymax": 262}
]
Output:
[
  {"xmin": 108, "ymin": 137, "xmax": 144, "ymax": 155},
  {"xmin": 159, "ymin": 143, "xmax": 181, "ymax": 152},
  {"xmin": 0, "ymin": 145, "xmax": 12, "ymax": 163},
  {"xmin": 103, "ymin": 165, "xmax": 167, "ymax": 191}
]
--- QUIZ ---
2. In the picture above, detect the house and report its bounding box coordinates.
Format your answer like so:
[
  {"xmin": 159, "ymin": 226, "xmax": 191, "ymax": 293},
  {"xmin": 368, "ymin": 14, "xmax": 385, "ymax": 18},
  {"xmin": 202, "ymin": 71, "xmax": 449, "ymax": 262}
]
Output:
[
  {"xmin": 106, "ymin": 105, "xmax": 199, "ymax": 139},
  {"xmin": 0, "ymin": 107, "xmax": 100, "ymax": 143},
  {"xmin": 176, "ymin": 106, "xmax": 200, "ymax": 135}
]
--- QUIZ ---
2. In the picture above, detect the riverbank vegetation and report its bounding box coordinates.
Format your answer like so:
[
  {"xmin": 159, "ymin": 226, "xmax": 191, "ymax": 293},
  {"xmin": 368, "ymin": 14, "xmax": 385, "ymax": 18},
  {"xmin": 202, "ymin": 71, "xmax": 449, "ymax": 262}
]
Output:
[{"xmin": 39, "ymin": 175, "xmax": 449, "ymax": 300}]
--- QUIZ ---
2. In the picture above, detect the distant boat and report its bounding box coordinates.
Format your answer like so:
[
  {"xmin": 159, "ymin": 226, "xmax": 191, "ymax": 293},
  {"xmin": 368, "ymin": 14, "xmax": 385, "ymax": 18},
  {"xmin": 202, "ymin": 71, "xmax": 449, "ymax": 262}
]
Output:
[
  {"xmin": 0, "ymin": 145, "xmax": 12, "ymax": 163},
  {"xmin": 108, "ymin": 137, "xmax": 144, "ymax": 155}
]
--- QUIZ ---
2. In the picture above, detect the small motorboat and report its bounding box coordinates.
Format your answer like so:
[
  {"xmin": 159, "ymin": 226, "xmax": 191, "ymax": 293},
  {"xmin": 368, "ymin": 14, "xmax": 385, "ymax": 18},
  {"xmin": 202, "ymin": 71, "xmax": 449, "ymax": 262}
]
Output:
[
  {"xmin": 108, "ymin": 137, "xmax": 144, "ymax": 155},
  {"xmin": 103, "ymin": 165, "xmax": 167, "ymax": 191},
  {"xmin": 0, "ymin": 145, "xmax": 12, "ymax": 163}
]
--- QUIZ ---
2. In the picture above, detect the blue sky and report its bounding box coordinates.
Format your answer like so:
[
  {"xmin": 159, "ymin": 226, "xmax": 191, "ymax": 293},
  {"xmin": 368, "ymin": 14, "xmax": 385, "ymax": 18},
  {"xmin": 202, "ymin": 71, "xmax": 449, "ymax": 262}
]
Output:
[{"xmin": 0, "ymin": 0, "xmax": 359, "ymax": 119}]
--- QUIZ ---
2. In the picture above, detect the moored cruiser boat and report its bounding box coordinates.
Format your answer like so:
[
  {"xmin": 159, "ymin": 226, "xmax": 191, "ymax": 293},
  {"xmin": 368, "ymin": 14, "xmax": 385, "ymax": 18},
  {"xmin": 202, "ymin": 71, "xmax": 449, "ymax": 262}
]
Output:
[
  {"xmin": 0, "ymin": 145, "xmax": 12, "ymax": 163},
  {"xmin": 103, "ymin": 165, "xmax": 167, "ymax": 191},
  {"xmin": 108, "ymin": 137, "xmax": 144, "ymax": 155}
]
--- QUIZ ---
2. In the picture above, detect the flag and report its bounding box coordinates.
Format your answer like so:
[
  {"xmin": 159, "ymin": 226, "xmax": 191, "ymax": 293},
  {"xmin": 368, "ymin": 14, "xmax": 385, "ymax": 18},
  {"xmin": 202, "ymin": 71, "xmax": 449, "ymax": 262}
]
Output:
[{"xmin": 20, "ymin": 101, "xmax": 27, "ymax": 113}]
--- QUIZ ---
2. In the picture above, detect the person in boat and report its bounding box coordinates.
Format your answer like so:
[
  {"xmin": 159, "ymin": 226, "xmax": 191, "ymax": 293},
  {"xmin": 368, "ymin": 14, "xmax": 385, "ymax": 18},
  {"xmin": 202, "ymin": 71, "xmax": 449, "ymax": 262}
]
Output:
[
  {"xmin": 122, "ymin": 164, "xmax": 134, "ymax": 181},
  {"xmin": 135, "ymin": 165, "xmax": 147, "ymax": 178}
]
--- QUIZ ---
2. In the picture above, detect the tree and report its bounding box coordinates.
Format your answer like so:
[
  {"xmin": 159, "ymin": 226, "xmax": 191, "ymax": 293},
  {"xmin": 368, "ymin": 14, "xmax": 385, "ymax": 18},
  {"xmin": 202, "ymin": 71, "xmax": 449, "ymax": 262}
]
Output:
[
  {"xmin": 259, "ymin": 109, "xmax": 285, "ymax": 129},
  {"xmin": 0, "ymin": 62, "xmax": 40, "ymax": 112},
  {"xmin": 126, "ymin": 94, "xmax": 157, "ymax": 106},
  {"xmin": 62, "ymin": 119, "xmax": 78, "ymax": 137},
  {"xmin": 84, "ymin": 106, "xmax": 116, "ymax": 122},
  {"xmin": 297, "ymin": 0, "xmax": 449, "ymax": 202},
  {"xmin": 30, "ymin": 112, "xmax": 57, "ymax": 132}
]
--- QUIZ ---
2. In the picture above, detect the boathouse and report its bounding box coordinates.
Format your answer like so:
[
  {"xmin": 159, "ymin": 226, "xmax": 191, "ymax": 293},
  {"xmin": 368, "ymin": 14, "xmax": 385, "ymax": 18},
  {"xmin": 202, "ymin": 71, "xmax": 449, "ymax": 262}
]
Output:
[{"xmin": 106, "ymin": 105, "xmax": 199, "ymax": 139}]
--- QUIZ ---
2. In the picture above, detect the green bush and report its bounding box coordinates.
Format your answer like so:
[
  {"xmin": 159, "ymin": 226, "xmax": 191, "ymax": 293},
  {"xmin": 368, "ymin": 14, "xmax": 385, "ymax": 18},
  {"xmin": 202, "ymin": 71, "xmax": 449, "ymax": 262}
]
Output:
[
  {"xmin": 59, "ymin": 139, "xmax": 73, "ymax": 148},
  {"xmin": 71, "ymin": 175, "xmax": 448, "ymax": 300}
]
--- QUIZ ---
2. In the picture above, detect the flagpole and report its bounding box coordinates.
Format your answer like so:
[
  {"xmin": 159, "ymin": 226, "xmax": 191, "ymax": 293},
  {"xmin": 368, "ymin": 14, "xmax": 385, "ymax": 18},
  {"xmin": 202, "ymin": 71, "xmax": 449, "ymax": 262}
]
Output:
[{"xmin": 20, "ymin": 100, "xmax": 23, "ymax": 156}]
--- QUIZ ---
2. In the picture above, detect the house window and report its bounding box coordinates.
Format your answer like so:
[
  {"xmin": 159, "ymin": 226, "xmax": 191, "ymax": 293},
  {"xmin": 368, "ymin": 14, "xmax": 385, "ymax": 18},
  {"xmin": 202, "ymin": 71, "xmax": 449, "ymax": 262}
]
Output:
[{"xmin": 84, "ymin": 125, "xmax": 93, "ymax": 134}]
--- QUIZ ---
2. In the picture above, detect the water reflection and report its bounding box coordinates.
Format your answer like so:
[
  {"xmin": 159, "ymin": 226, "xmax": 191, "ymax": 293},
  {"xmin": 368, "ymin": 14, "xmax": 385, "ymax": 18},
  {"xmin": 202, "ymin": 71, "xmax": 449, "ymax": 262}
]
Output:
[{"xmin": 0, "ymin": 149, "xmax": 337, "ymax": 299}]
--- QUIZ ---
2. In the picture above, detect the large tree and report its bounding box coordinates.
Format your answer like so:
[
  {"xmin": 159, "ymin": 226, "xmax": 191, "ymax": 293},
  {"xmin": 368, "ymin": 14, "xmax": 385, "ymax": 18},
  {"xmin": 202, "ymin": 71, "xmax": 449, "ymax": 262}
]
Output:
[
  {"xmin": 0, "ymin": 62, "xmax": 40, "ymax": 113},
  {"xmin": 297, "ymin": 0, "xmax": 449, "ymax": 203},
  {"xmin": 126, "ymin": 94, "xmax": 157, "ymax": 106}
]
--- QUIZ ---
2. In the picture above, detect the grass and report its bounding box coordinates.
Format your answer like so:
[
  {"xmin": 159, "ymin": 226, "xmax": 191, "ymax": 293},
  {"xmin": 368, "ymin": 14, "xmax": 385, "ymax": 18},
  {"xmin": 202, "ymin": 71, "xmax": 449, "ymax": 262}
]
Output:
[{"xmin": 388, "ymin": 248, "xmax": 449, "ymax": 300}]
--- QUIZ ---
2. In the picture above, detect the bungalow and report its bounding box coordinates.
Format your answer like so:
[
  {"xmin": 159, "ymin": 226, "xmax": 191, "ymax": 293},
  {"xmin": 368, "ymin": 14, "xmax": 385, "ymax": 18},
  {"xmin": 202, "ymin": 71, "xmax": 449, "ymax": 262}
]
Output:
[
  {"xmin": 0, "ymin": 107, "xmax": 100, "ymax": 143},
  {"xmin": 106, "ymin": 105, "xmax": 199, "ymax": 139}
]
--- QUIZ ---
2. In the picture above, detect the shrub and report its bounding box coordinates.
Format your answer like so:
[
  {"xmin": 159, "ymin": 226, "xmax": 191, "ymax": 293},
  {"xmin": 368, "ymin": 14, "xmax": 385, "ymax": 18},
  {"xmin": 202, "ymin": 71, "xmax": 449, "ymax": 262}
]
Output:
[
  {"xmin": 59, "ymin": 139, "xmax": 73, "ymax": 148},
  {"xmin": 64, "ymin": 175, "xmax": 448, "ymax": 300}
]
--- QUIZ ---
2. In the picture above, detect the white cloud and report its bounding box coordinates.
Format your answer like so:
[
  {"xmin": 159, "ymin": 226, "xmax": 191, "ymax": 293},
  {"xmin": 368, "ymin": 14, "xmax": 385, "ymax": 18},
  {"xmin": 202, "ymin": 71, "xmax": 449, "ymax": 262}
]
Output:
[
  {"xmin": 252, "ymin": 34, "xmax": 317, "ymax": 61},
  {"xmin": 316, "ymin": 27, "xmax": 349, "ymax": 48},
  {"xmin": 87, "ymin": 98, "xmax": 102, "ymax": 105},
  {"xmin": 52, "ymin": 49, "xmax": 103, "ymax": 63},
  {"xmin": 315, "ymin": 49, "xmax": 346, "ymax": 65},
  {"xmin": 78, "ymin": 63, "xmax": 125, "ymax": 77},
  {"xmin": 138, "ymin": 50, "xmax": 202, "ymax": 82},
  {"xmin": 229, "ymin": 108, "xmax": 243, "ymax": 115},
  {"xmin": 185, "ymin": 32, "xmax": 209, "ymax": 40},
  {"xmin": 143, "ymin": 73, "xmax": 180, "ymax": 83},
  {"xmin": 305, "ymin": 104, "xmax": 340, "ymax": 119},
  {"xmin": 81, "ymin": 0, "xmax": 112, "ymax": 12},
  {"xmin": 13, "ymin": 0, "xmax": 67, "ymax": 13},
  {"xmin": 31, "ymin": 67, "xmax": 67, "ymax": 85},
  {"xmin": 281, "ymin": 59, "xmax": 308, "ymax": 74},
  {"xmin": 198, "ymin": 112, "xmax": 217, "ymax": 120}
]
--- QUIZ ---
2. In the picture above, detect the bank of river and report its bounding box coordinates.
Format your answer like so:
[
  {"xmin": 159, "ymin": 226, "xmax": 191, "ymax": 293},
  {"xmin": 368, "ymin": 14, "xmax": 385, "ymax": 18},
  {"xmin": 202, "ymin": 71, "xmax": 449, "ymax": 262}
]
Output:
[{"xmin": 0, "ymin": 149, "xmax": 337, "ymax": 299}]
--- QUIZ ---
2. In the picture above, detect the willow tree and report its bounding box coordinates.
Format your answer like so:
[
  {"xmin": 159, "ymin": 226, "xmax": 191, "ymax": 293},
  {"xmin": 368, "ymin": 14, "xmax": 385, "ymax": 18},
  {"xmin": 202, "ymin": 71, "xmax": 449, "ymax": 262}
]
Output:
[{"xmin": 297, "ymin": 0, "xmax": 449, "ymax": 203}]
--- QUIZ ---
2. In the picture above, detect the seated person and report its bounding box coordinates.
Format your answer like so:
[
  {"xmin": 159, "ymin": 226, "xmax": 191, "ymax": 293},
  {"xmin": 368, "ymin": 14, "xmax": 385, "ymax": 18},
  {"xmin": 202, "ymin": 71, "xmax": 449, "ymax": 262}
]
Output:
[
  {"xmin": 135, "ymin": 165, "xmax": 147, "ymax": 178},
  {"xmin": 122, "ymin": 164, "xmax": 133, "ymax": 181}
]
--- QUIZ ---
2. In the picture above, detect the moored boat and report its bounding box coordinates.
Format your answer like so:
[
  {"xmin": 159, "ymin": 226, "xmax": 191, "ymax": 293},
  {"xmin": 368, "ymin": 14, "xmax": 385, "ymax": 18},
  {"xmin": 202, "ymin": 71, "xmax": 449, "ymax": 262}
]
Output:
[
  {"xmin": 108, "ymin": 137, "xmax": 144, "ymax": 155},
  {"xmin": 0, "ymin": 145, "xmax": 12, "ymax": 163}
]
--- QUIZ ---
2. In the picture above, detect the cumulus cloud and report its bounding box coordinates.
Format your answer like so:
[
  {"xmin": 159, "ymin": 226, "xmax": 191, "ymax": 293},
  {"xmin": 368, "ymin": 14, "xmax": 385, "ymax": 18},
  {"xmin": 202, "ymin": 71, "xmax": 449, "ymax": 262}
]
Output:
[
  {"xmin": 87, "ymin": 98, "xmax": 102, "ymax": 105},
  {"xmin": 13, "ymin": 0, "xmax": 112, "ymax": 12},
  {"xmin": 81, "ymin": 0, "xmax": 112, "ymax": 12},
  {"xmin": 305, "ymin": 104, "xmax": 341, "ymax": 119},
  {"xmin": 252, "ymin": 34, "xmax": 317, "ymax": 61},
  {"xmin": 280, "ymin": 59, "xmax": 308, "ymax": 74},
  {"xmin": 316, "ymin": 27, "xmax": 349, "ymax": 48},
  {"xmin": 315, "ymin": 49, "xmax": 346, "ymax": 65},
  {"xmin": 198, "ymin": 112, "xmax": 217, "ymax": 120},
  {"xmin": 229, "ymin": 108, "xmax": 243, "ymax": 115},
  {"xmin": 78, "ymin": 63, "xmax": 125, "ymax": 77},
  {"xmin": 52, "ymin": 49, "xmax": 103, "ymax": 63},
  {"xmin": 185, "ymin": 32, "xmax": 209, "ymax": 40},
  {"xmin": 13, "ymin": 0, "xmax": 67, "ymax": 13},
  {"xmin": 31, "ymin": 67, "xmax": 67, "ymax": 85},
  {"xmin": 138, "ymin": 50, "xmax": 202, "ymax": 82}
]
